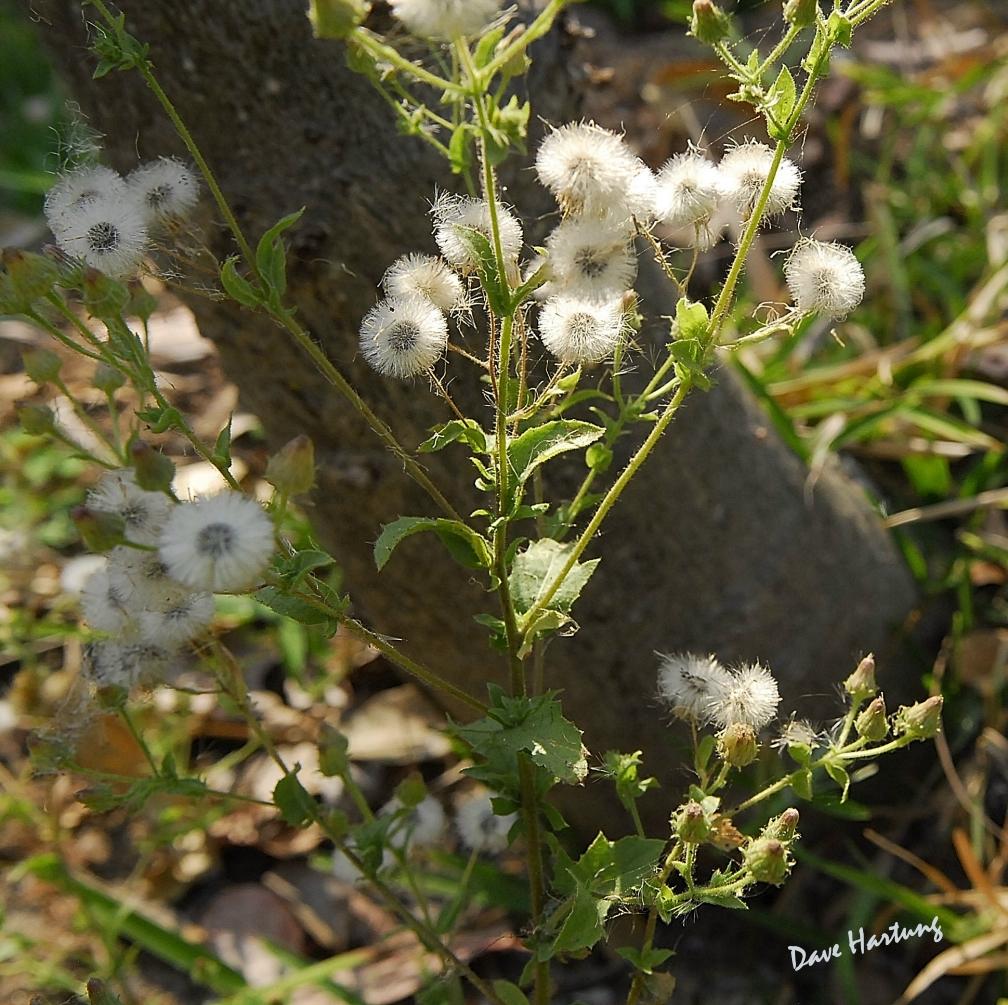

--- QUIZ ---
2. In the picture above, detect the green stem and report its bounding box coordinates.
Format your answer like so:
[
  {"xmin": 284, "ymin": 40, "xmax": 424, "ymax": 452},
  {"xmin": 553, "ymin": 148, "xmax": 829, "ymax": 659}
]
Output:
[
  {"xmin": 756, "ymin": 24, "xmax": 802, "ymax": 78},
  {"xmin": 350, "ymin": 30, "xmax": 465, "ymax": 95},
  {"xmin": 518, "ymin": 754, "xmax": 550, "ymax": 1005},
  {"xmin": 520, "ymin": 378, "xmax": 691, "ymax": 635},
  {"xmin": 480, "ymin": 0, "xmax": 570, "ymax": 82}
]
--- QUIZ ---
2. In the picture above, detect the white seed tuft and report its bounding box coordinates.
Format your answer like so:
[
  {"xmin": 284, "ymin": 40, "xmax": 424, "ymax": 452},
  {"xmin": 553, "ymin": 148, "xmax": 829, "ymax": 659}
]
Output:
[
  {"xmin": 50, "ymin": 194, "xmax": 149, "ymax": 278},
  {"xmin": 657, "ymin": 652, "xmax": 734, "ymax": 722},
  {"xmin": 389, "ymin": 0, "xmax": 503, "ymax": 40},
  {"xmin": 359, "ymin": 295, "xmax": 448, "ymax": 378},
  {"xmin": 708, "ymin": 661, "xmax": 781, "ymax": 731},
  {"xmin": 654, "ymin": 148, "xmax": 723, "ymax": 230},
  {"xmin": 382, "ymin": 252, "xmax": 466, "ymax": 312},
  {"xmin": 538, "ymin": 295, "xmax": 627, "ymax": 365},
  {"xmin": 87, "ymin": 470, "xmax": 171, "ymax": 547},
  {"xmin": 456, "ymin": 791, "xmax": 517, "ymax": 853},
  {"xmin": 545, "ymin": 217, "xmax": 637, "ymax": 298},
  {"xmin": 431, "ymin": 193, "xmax": 523, "ymax": 272},
  {"xmin": 718, "ymin": 140, "xmax": 802, "ymax": 220},
  {"xmin": 784, "ymin": 239, "xmax": 865, "ymax": 319},
  {"xmin": 44, "ymin": 165, "xmax": 127, "ymax": 230},
  {"xmin": 127, "ymin": 157, "xmax": 200, "ymax": 222}
]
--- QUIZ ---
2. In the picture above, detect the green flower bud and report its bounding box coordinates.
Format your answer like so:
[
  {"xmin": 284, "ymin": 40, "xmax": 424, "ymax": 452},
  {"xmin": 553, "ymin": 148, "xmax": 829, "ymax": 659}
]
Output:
[
  {"xmin": 844, "ymin": 653, "xmax": 877, "ymax": 703},
  {"xmin": 674, "ymin": 800, "xmax": 711, "ymax": 844},
  {"xmin": 690, "ymin": 0, "xmax": 732, "ymax": 45},
  {"xmin": 82, "ymin": 267, "xmax": 130, "ymax": 319},
  {"xmin": 94, "ymin": 363, "xmax": 126, "ymax": 394},
  {"xmin": 72, "ymin": 504, "xmax": 126, "ymax": 552},
  {"xmin": 266, "ymin": 434, "xmax": 316, "ymax": 497},
  {"xmin": 2, "ymin": 248, "xmax": 60, "ymax": 304},
  {"xmin": 762, "ymin": 807, "xmax": 800, "ymax": 843},
  {"xmin": 893, "ymin": 695, "xmax": 943, "ymax": 741},
  {"xmin": 784, "ymin": 0, "xmax": 818, "ymax": 28},
  {"xmin": 308, "ymin": 0, "xmax": 371, "ymax": 38},
  {"xmin": 129, "ymin": 439, "xmax": 175, "ymax": 493},
  {"xmin": 855, "ymin": 695, "xmax": 888, "ymax": 742},
  {"xmin": 718, "ymin": 721, "xmax": 759, "ymax": 768},
  {"xmin": 18, "ymin": 403, "xmax": 56, "ymax": 436},
  {"xmin": 127, "ymin": 281, "xmax": 158, "ymax": 323},
  {"xmin": 744, "ymin": 836, "xmax": 791, "ymax": 885},
  {"xmin": 22, "ymin": 348, "xmax": 62, "ymax": 385}
]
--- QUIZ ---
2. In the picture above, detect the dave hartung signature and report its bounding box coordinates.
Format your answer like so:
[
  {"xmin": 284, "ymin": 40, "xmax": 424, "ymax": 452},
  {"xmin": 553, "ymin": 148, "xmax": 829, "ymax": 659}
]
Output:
[{"xmin": 789, "ymin": 917, "xmax": 944, "ymax": 971}]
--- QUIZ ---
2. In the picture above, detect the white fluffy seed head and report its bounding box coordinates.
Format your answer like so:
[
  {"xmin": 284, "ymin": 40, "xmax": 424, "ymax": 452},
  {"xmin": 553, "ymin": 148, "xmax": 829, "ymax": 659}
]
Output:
[
  {"xmin": 545, "ymin": 217, "xmax": 638, "ymax": 297},
  {"xmin": 44, "ymin": 165, "xmax": 127, "ymax": 230},
  {"xmin": 656, "ymin": 652, "xmax": 734, "ymax": 722},
  {"xmin": 456, "ymin": 791, "xmax": 517, "ymax": 853},
  {"xmin": 127, "ymin": 157, "xmax": 200, "ymax": 222},
  {"xmin": 50, "ymin": 194, "xmax": 149, "ymax": 278},
  {"xmin": 382, "ymin": 252, "xmax": 466, "ymax": 312},
  {"xmin": 138, "ymin": 591, "xmax": 215, "ymax": 645},
  {"xmin": 709, "ymin": 661, "xmax": 781, "ymax": 731},
  {"xmin": 382, "ymin": 795, "xmax": 447, "ymax": 849},
  {"xmin": 106, "ymin": 546, "xmax": 191, "ymax": 611},
  {"xmin": 87, "ymin": 470, "xmax": 172, "ymax": 547},
  {"xmin": 389, "ymin": 0, "xmax": 502, "ymax": 40},
  {"xmin": 431, "ymin": 193, "xmax": 523, "ymax": 272},
  {"xmin": 158, "ymin": 492, "xmax": 275, "ymax": 593},
  {"xmin": 784, "ymin": 240, "xmax": 865, "ymax": 319},
  {"xmin": 654, "ymin": 148, "xmax": 723, "ymax": 230},
  {"xmin": 359, "ymin": 295, "xmax": 448, "ymax": 378},
  {"xmin": 535, "ymin": 122, "xmax": 643, "ymax": 218},
  {"xmin": 719, "ymin": 141, "xmax": 802, "ymax": 219},
  {"xmin": 538, "ymin": 295, "xmax": 627, "ymax": 365},
  {"xmin": 83, "ymin": 639, "xmax": 174, "ymax": 689},
  {"xmin": 81, "ymin": 565, "xmax": 134, "ymax": 634}
]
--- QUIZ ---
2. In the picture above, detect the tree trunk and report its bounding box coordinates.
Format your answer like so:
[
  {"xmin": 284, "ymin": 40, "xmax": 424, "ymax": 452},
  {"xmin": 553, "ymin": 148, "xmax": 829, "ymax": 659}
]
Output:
[{"xmin": 34, "ymin": 0, "xmax": 917, "ymax": 831}]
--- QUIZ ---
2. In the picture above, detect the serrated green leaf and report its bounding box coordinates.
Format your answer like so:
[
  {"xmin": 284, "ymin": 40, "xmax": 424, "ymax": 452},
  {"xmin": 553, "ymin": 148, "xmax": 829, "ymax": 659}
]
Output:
[
  {"xmin": 274, "ymin": 770, "xmax": 316, "ymax": 826},
  {"xmin": 505, "ymin": 420, "xmax": 604, "ymax": 510},
  {"xmin": 674, "ymin": 298, "xmax": 709, "ymax": 341},
  {"xmin": 509, "ymin": 538, "xmax": 600, "ymax": 616},
  {"xmin": 255, "ymin": 585, "xmax": 342, "ymax": 628},
  {"xmin": 418, "ymin": 418, "xmax": 488, "ymax": 454},
  {"xmin": 374, "ymin": 516, "xmax": 492, "ymax": 572},
  {"xmin": 767, "ymin": 65, "xmax": 796, "ymax": 136}
]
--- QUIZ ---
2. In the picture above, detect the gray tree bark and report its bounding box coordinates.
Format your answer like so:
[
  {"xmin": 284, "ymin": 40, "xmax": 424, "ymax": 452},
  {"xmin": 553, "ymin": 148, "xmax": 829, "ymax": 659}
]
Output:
[{"xmin": 34, "ymin": 0, "xmax": 917, "ymax": 831}]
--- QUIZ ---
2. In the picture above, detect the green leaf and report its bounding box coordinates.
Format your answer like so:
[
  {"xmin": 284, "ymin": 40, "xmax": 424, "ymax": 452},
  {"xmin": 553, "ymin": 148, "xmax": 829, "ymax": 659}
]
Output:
[
  {"xmin": 694, "ymin": 735, "xmax": 716, "ymax": 774},
  {"xmin": 417, "ymin": 418, "xmax": 488, "ymax": 454},
  {"xmin": 455, "ymin": 688, "xmax": 588, "ymax": 786},
  {"xmin": 510, "ymin": 538, "xmax": 600, "ymax": 616},
  {"xmin": 827, "ymin": 11, "xmax": 853, "ymax": 46},
  {"xmin": 518, "ymin": 609, "xmax": 575, "ymax": 658},
  {"xmin": 448, "ymin": 125, "xmax": 473, "ymax": 176},
  {"xmin": 603, "ymin": 750, "xmax": 658, "ymax": 809},
  {"xmin": 505, "ymin": 420, "xmax": 604, "ymax": 510},
  {"xmin": 255, "ymin": 585, "xmax": 343, "ymax": 629},
  {"xmin": 696, "ymin": 889, "xmax": 748, "ymax": 910},
  {"xmin": 275, "ymin": 548, "xmax": 337, "ymax": 587},
  {"xmin": 256, "ymin": 208, "xmax": 305, "ymax": 300},
  {"xmin": 766, "ymin": 65, "xmax": 796, "ymax": 138},
  {"xmin": 674, "ymin": 297, "xmax": 709, "ymax": 341},
  {"xmin": 456, "ymin": 226, "xmax": 510, "ymax": 315},
  {"xmin": 220, "ymin": 256, "xmax": 263, "ymax": 309},
  {"xmin": 616, "ymin": 946, "xmax": 674, "ymax": 975},
  {"xmin": 474, "ymin": 26, "xmax": 507, "ymax": 67},
  {"xmin": 213, "ymin": 416, "xmax": 233, "ymax": 470},
  {"xmin": 491, "ymin": 981, "xmax": 530, "ymax": 1005},
  {"xmin": 573, "ymin": 833, "xmax": 667, "ymax": 896},
  {"xmin": 274, "ymin": 770, "xmax": 316, "ymax": 827},
  {"xmin": 550, "ymin": 886, "xmax": 609, "ymax": 956},
  {"xmin": 824, "ymin": 761, "xmax": 851, "ymax": 802},
  {"xmin": 791, "ymin": 767, "xmax": 813, "ymax": 800},
  {"xmin": 374, "ymin": 516, "xmax": 492, "ymax": 572}
]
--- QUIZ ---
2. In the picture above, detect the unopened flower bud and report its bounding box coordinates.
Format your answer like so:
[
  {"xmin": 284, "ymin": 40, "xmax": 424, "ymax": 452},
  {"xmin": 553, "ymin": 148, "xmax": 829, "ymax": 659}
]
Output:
[
  {"xmin": 318, "ymin": 723, "xmax": 350, "ymax": 777},
  {"xmin": 674, "ymin": 800, "xmax": 711, "ymax": 844},
  {"xmin": 855, "ymin": 695, "xmax": 888, "ymax": 742},
  {"xmin": 94, "ymin": 363, "xmax": 126, "ymax": 394},
  {"xmin": 308, "ymin": 0, "xmax": 371, "ymax": 38},
  {"xmin": 718, "ymin": 721, "xmax": 759, "ymax": 768},
  {"xmin": 22, "ymin": 348, "xmax": 62, "ymax": 385},
  {"xmin": 2, "ymin": 248, "xmax": 60, "ymax": 304},
  {"xmin": 266, "ymin": 434, "xmax": 315, "ymax": 497},
  {"xmin": 690, "ymin": 0, "xmax": 732, "ymax": 44},
  {"xmin": 129, "ymin": 439, "xmax": 176, "ymax": 493},
  {"xmin": 784, "ymin": 0, "xmax": 818, "ymax": 27},
  {"xmin": 844, "ymin": 653, "xmax": 877, "ymax": 703},
  {"xmin": 72, "ymin": 505, "xmax": 126, "ymax": 552},
  {"xmin": 82, "ymin": 267, "xmax": 130, "ymax": 318},
  {"xmin": 395, "ymin": 772, "xmax": 427, "ymax": 809},
  {"xmin": 893, "ymin": 696, "xmax": 943, "ymax": 741},
  {"xmin": 18, "ymin": 403, "xmax": 56, "ymax": 436},
  {"xmin": 745, "ymin": 836, "xmax": 791, "ymax": 885},
  {"xmin": 762, "ymin": 807, "xmax": 800, "ymax": 843}
]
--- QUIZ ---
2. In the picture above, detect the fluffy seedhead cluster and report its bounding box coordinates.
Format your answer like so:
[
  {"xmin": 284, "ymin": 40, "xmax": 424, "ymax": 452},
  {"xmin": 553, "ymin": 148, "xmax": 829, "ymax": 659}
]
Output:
[
  {"xmin": 44, "ymin": 157, "xmax": 199, "ymax": 277},
  {"xmin": 79, "ymin": 472, "xmax": 275, "ymax": 690}
]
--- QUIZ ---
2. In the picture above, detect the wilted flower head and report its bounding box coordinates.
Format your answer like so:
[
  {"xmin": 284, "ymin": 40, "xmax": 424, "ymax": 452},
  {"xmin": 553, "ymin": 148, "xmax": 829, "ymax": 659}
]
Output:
[
  {"xmin": 456, "ymin": 791, "xmax": 517, "ymax": 853},
  {"xmin": 771, "ymin": 717, "xmax": 821, "ymax": 754},
  {"xmin": 719, "ymin": 140, "xmax": 801, "ymax": 219},
  {"xmin": 359, "ymin": 295, "xmax": 448, "ymax": 378},
  {"xmin": 656, "ymin": 652, "xmax": 734, "ymax": 722},
  {"xmin": 709, "ymin": 661, "xmax": 781, "ymax": 731},
  {"xmin": 784, "ymin": 239, "xmax": 865, "ymax": 319},
  {"xmin": 138, "ymin": 591, "xmax": 215, "ymax": 645},
  {"xmin": 106, "ymin": 546, "xmax": 190, "ymax": 611},
  {"xmin": 50, "ymin": 195, "xmax": 149, "ymax": 278},
  {"xmin": 535, "ymin": 122, "xmax": 643, "ymax": 218},
  {"xmin": 538, "ymin": 295, "xmax": 626, "ymax": 365},
  {"xmin": 432, "ymin": 193, "xmax": 523, "ymax": 272},
  {"xmin": 382, "ymin": 252, "xmax": 465, "ymax": 312},
  {"xmin": 158, "ymin": 492, "xmax": 275, "ymax": 593},
  {"xmin": 87, "ymin": 470, "xmax": 171, "ymax": 547},
  {"xmin": 389, "ymin": 0, "xmax": 503, "ymax": 40},
  {"xmin": 654, "ymin": 147, "xmax": 723, "ymax": 231},
  {"xmin": 545, "ymin": 217, "xmax": 637, "ymax": 297},
  {"xmin": 127, "ymin": 157, "xmax": 200, "ymax": 222},
  {"xmin": 44, "ymin": 165, "xmax": 127, "ymax": 229}
]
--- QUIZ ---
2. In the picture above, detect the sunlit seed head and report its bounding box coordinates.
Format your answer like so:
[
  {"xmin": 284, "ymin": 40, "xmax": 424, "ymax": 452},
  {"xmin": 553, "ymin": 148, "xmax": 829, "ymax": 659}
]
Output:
[
  {"xmin": 44, "ymin": 165, "xmax": 127, "ymax": 230},
  {"xmin": 431, "ymin": 192, "xmax": 523, "ymax": 272},
  {"xmin": 126, "ymin": 157, "xmax": 200, "ymax": 222},
  {"xmin": 359, "ymin": 295, "xmax": 448, "ymax": 379},
  {"xmin": 718, "ymin": 140, "xmax": 802, "ymax": 220},
  {"xmin": 382, "ymin": 252, "xmax": 466, "ymax": 312},
  {"xmin": 388, "ymin": 0, "xmax": 503, "ymax": 40},
  {"xmin": 656, "ymin": 652, "xmax": 735, "ymax": 722},
  {"xmin": 538, "ymin": 295, "xmax": 627, "ymax": 365},
  {"xmin": 545, "ymin": 217, "xmax": 637, "ymax": 297},
  {"xmin": 783, "ymin": 239, "xmax": 865, "ymax": 319}
]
